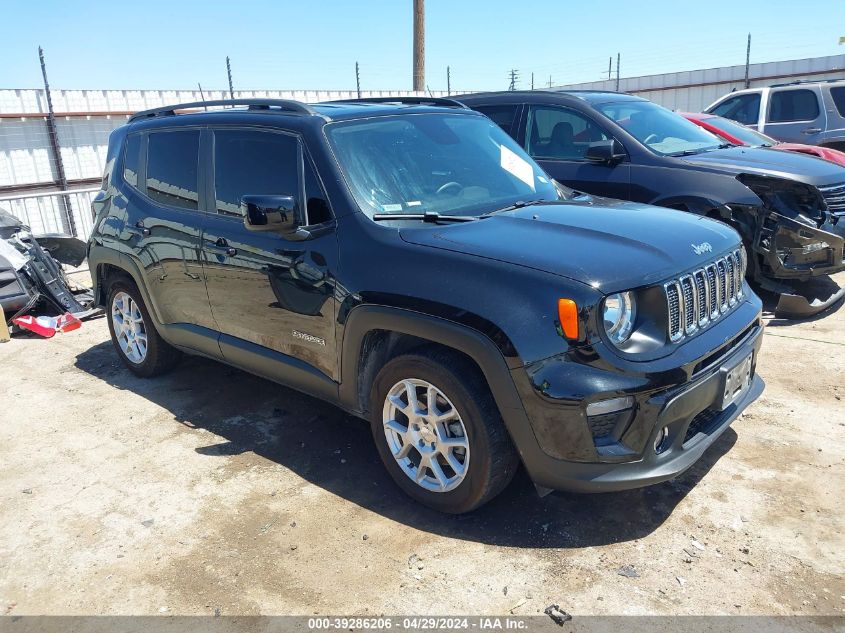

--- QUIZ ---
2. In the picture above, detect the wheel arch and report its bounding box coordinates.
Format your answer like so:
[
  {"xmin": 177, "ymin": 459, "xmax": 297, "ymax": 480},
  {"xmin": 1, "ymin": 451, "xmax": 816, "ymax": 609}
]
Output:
[{"xmin": 90, "ymin": 246, "xmax": 166, "ymax": 326}]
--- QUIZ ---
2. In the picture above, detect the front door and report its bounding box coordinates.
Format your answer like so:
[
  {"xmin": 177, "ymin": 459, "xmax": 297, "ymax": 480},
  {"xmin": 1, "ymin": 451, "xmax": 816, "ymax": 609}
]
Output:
[
  {"xmin": 201, "ymin": 127, "xmax": 339, "ymax": 380},
  {"xmin": 523, "ymin": 105, "xmax": 630, "ymax": 200}
]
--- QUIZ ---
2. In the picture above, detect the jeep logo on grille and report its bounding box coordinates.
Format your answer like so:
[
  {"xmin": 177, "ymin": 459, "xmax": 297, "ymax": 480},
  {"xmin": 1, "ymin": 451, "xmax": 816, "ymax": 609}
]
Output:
[{"xmin": 691, "ymin": 242, "xmax": 713, "ymax": 255}]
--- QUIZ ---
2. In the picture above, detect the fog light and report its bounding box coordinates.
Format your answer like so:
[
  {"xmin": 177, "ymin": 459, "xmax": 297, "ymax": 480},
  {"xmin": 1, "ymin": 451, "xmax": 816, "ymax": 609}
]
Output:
[
  {"xmin": 585, "ymin": 396, "xmax": 633, "ymax": 417},
  {"xmin": 654, "ymin": 426, "xmax": 670, "ymax": 454}
]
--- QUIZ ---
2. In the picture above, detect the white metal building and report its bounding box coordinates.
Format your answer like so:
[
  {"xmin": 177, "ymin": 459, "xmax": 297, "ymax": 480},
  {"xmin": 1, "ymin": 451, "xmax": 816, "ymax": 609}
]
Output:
[{"xmin": 555, "ymin": 54, "xmax": 845, "ymax": 112}]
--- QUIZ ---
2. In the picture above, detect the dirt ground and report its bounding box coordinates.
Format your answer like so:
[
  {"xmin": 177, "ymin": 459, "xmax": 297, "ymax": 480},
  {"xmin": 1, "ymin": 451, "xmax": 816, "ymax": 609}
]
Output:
[{"xmin": 0, "ymin": 276, "xmax": 843, "ymax": 618}]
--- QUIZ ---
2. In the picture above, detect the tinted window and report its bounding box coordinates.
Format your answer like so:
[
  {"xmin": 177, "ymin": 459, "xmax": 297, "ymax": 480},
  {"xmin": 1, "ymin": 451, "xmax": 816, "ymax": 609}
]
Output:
[
  {"xmin": 526, "ymin": 106, "xmax": 609, "ymax": 160},
  {"xmin": 123, "ymin": 134, "xmax": 141, "ymax": 188},
  {"xmin": 829, "ymin": 86, "xmax": 845, "ymax": 117},
  {"xmin": 304, "ymin": 155, "xmax": 332, "ymax": 225},
  {"xmin": 710, "ymin": 93, "xmax": 761, "ymax": 126},
  {"xmin": 214, "ymin": 129, "xmax": 299, "ymax": 216},
  {"xmin": 146, "ymin": 131, "xmax": 200, "ymax": 210},
  {"xmin": 768, "ymin": 89, "xmax": 820, "ymax": 123},
  {"xmin": 474, "ymin": 105, "xmax": 520, "ymax": 136}
]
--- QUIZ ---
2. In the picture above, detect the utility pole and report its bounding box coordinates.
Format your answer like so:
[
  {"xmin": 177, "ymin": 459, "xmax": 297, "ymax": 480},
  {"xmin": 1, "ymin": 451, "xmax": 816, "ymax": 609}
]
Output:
[
  {"xmin": 446, "ymin": 65, "xmax": 451, "ymax": 95},
  {"xmin": 548, "ymin": 75, "xmax": 552, "ymax": 88},
  {"xmin": 508, "ymin": 69, "xmax": 519, "ymax": 91},
  {"xmin": 615, "ymin": 52, "xmax": 620, "ymax": 92},
  {"xmin": 744, "ymin": 33, "xmax": 751, "ymax": 88},
  {"xmin": 38, "ymin": 46, "xmax": 74, "ymax": 236},
  {"xmin": 531, "ymin": 72, "xmax": 534, "ymax": 90},
  {"xmin": 226, "ymin": 56, "xmax": 234, "ymax": 99},
  {"xmin": 413, "ymin": 0, "xmax": 425, "ymax": 91},
  {"xmin": 608, "ymin": 56, "xmax": 612, "ymax": 80},
  {"xmin": 355, "ymin": 62, "xmax": 361, "ymax": 98}
]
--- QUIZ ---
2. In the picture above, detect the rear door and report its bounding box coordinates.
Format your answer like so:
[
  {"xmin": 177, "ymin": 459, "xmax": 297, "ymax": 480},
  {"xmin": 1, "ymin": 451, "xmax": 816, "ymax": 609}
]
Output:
[
  {"xmin": 201, "ymin": 126, "xmax": 339, "ymax": 381},
  {"xmin": 522, "ymin": 104, "xmax": 630, "ymax": 200},
  {"xmin": 763, "ymin": 87, "xmax": 825, "ymax": 144},
  {"xmin": 120, "ymin": 127, "xmax": 217, "ymax": 335}
]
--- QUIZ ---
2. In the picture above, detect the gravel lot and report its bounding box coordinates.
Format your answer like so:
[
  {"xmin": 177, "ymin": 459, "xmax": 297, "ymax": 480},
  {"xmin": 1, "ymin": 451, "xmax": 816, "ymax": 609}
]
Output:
[{"xmin": 0, "ymin": 278, "xmax": 843, "ymax": 617}]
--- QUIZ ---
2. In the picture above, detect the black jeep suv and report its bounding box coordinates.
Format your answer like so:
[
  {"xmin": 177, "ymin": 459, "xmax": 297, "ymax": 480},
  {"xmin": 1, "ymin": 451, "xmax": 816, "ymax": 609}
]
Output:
[
  {"xmin": 88, "ymin": 97, "xmax": 764, "ymax": 513},
  {"xmin": 459, "ymin": 91, "xmax": 845, "ymax": 317}
]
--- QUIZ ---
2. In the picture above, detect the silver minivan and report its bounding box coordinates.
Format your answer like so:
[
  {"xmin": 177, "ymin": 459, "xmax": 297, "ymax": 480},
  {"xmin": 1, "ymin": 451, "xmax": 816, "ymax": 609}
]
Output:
[{"xmin": 705, "ymin": 80, "xmax": 845, "ymax": 151}]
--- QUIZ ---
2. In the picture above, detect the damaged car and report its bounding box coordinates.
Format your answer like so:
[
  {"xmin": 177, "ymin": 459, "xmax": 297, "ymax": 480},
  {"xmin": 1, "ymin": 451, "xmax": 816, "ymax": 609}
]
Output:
[
  {"xmin": 458, "ymin": 91, "xmax": 845, "ymax": 317},
  {"xmin": 0, "ymin": 206, "xmax": 96, "ymax": 328}
]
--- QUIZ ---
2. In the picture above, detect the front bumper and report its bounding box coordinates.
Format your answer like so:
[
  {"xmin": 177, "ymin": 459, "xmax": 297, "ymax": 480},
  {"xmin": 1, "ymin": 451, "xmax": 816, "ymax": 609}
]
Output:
[
  {"xmin": 510, "ymin": 298, "xmax": 764, "ymax": 493},
  {"xmin": 755, "ymin": 212, "xmax": 845, "ymax": 282}
]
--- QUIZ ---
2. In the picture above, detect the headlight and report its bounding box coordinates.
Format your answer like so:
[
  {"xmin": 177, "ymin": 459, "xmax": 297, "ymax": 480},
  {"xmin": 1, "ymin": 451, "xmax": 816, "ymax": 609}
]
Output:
[{"xmin": 603, "ymin": 291, "xmax": 636, "ymax": 346}]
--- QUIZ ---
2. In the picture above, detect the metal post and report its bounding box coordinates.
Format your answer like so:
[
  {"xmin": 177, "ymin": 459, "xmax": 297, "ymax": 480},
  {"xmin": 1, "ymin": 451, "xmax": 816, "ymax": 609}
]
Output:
[
  {"xmin": 226, "ymin": 56, "xmax": 234, "ymax": 99},
  {"xmin": 38, "ymin": 46, "xmax": 75, "ymax": 237},
  {"xmin": 548, "ymin": 75, "xmax": 552, "ymax": 88},
  {"xmin": 356, "ymin": 62, "xmax": 361, "ymax": 98},
  {"xmin": 413, "ymin": 0, "xmax": 425, "ymax": 91},
  {"xmin": 608, "ymin": 56, "xmax": 612, "ymax": 80},
  {"xmin": 447, "ymin": 66, "xmax": 451, "ymax": 96},
  {"xmin": 615, "ymin": 53, "xmax": 621, "ymax": 92},
  {"xmin": 531, "ymin": 72, "xmax": 534, "ymax": 90},
  {"xmin": 744, "ymin": 33, "xmax": 751, "ymax": 89}
]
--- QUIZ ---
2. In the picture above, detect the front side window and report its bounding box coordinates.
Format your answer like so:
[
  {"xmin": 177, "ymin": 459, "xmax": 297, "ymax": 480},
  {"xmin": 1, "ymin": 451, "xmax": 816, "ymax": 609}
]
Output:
[
  {"xmin": 768, "ymin": 89, "xmax": 820, "ymax": 123},
  {"xmin": 213, "ymin": 129, "xmax": 299, "ymax": 217},
  {"xmin": 526, "ymin": 106, "xmax": 609, "ymax": 160},
  {"xmin": 145, "ymin": 130, "xmax": 200, "ymax": 210},
  {"xmin": 326, "ymin": 113, "xmax": 558, "ymax": 219},
  {"xmin": 710, "ymin": 93, "xmax": 761, "ymax": 126},
  {"xmin": 599, "ymin": 101, "xmax": 722, "ymax": 156}
]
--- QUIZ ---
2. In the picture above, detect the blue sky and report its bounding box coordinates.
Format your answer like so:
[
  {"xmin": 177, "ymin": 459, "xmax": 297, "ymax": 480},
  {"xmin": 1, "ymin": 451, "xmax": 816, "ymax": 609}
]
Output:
[{"xmin": 2, "ymin": 0, "xmax": 844, "ymax": 91}]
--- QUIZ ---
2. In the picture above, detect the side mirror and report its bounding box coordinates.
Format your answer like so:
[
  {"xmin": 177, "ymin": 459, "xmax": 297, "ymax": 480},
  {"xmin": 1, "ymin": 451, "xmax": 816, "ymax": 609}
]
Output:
[
  {"xmin": 242, "ymin": 194, "xmax": 298, "ymax": 234},
  {"xmin": 585, "ymin": 139, "xmax": 626, "ymax": 164}
]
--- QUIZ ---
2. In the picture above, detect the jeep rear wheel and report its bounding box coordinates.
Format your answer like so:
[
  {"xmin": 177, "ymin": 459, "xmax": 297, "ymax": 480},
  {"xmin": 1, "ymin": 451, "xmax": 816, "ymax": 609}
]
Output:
[
  {"xmin": 106, "ymin": 279, "xmax": 181, "ymax": 377},
  {"xmin": 370, "ymin": 349, "xmax": 518, "ymax": 513}
]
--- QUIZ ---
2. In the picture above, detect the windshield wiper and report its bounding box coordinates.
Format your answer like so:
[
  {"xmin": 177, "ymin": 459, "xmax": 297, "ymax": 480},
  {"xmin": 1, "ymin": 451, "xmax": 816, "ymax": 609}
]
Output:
[
  {"xmin": 481, "ymin": 199, "xmax": 547, "ymax": 217},
  {"xmin": 668, "ymin": 148, "xmax": 706, "ymax": 157},
  {"xmin": 372, "ymin": 211, "xmax": 479, "ymax": 223}
]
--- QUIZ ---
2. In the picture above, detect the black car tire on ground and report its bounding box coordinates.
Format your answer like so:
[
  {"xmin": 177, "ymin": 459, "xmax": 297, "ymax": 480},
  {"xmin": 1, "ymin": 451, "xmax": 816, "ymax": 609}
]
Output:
[
  {"xmin": 106, "ymin": 279, "xmax": 181, "ymax": 377},
  {"xmin": 369, "ymin": 349, "xmax": 519, "ymax": 513}
]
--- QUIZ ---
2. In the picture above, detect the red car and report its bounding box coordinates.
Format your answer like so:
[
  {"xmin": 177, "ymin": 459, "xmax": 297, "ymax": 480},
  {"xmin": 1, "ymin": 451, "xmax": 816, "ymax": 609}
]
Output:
[{"xmin": 682, "ymin": 112, "xmax": 845, "ymax": 166}]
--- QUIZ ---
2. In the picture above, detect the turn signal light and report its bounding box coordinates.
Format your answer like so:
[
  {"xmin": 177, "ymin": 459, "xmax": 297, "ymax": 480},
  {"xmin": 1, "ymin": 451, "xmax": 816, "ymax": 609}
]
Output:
[{"xmin": 557, "ymin": 298, "xmax": 579, "ymax": 340}]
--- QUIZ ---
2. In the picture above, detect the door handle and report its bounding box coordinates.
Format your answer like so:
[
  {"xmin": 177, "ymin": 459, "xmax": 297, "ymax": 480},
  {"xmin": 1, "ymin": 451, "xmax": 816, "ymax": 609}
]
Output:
[
  {"xmin": 126, "ymin": 219, "xmax": 150, "ymax": 237},
  {"xmin": 205, "ymin": 237, "xmax": 238, "ymax": 257},
  {"xmin": 802, "ymin": 127, "xmax": 821, "ymax": 135}
]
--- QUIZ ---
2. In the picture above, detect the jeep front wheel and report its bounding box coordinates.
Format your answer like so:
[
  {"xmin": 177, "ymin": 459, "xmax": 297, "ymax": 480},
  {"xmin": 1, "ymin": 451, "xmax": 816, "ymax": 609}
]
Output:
[{"xmin": 370, "ymin": 350, "xmax": 518, "ymax": 513}]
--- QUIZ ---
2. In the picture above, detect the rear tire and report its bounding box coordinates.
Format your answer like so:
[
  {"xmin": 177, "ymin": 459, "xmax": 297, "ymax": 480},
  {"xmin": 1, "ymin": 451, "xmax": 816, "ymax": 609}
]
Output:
[
  {"xmin": 106, "ymin": 279, "xmax": 181, "ymax": 377},
  {"xmin": 369, "ymin": 348, "xmax": 518, "ymax": 513}
]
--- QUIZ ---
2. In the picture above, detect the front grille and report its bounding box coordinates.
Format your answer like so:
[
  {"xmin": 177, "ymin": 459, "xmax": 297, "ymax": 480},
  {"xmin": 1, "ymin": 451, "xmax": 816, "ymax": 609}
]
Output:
[
  {"xmin": 664, "ymin": 249, "xmax": 746, "ymax": 343},
  {"xmin": 819, "ymin": 181, "xmax": 845, "ymax": 215},
  {"xmin": 683, "ymin": 407, "xmax": 721, "ymax": 444}
]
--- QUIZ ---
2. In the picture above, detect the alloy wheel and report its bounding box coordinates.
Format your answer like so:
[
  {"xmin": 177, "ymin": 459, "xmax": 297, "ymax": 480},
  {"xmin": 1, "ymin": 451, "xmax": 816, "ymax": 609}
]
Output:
[
  {"xmin": 382, "ymin": 378, "xmax": 470, "ymax": 492},
  {"xmin": 111, "ymin": 291, "xmax": 148, "ymax": 364}
]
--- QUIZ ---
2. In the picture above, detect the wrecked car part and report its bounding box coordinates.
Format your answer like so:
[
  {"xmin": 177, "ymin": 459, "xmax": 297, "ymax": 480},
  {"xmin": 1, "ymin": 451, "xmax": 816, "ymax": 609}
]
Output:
[{"xmin": 12, "ymin": 312, "xmax": 82, "ymax": 338}]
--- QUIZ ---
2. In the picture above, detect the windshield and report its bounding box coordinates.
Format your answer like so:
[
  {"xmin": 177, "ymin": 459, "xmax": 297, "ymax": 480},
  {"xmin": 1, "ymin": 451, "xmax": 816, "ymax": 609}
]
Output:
[
  {"xmin": 704, "ymin": 115, "xmax": 777, "ymax": 147},
  {"xmin": 598, "ymin": 101, "xmax": 723, "ymax": 156},
  {"xmin": 325, "ymin": 113, "xmax": 559, "ymax": 218}
]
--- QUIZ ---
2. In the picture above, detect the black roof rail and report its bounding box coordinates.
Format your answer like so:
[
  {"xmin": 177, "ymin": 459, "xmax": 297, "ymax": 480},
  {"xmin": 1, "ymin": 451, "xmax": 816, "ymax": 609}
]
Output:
[
  {"xmin": 128, "ymin": 99, "xmax": 319, "ymax": 123},
  {"xmin": 326, "ymin": 96, "xmax": 469, "ymax": 109},
  {"xmin": 769, "ymin": 78, "xmax": 845, "ymax": 88}
]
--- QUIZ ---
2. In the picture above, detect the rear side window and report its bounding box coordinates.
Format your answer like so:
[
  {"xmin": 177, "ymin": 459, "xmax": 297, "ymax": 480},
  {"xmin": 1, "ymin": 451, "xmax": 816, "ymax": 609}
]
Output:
[
  {"xmin": 474, "ymin": 105, "xmax": 520, "ymax": 136},
  {"xmin": 123, "ymin": 134, "xmax": 141, "ymax": 188},
  {"xmin": 146, "ymin": 130, "xmax": 200, "ymax": 210},
  {"xmin": 710, "ymin": 93, "xmax": 761, "ymax": 126},
  {"xmin": 213, "ymin": 129, "xmax": 299, "ymax": 216},
  {"xmin": 768, "ymin": 89, "xmax": 820, "ymax": 123},
  {"xmin": 830, "ymin": 86, "xmax": 845, "ymax": 117}
]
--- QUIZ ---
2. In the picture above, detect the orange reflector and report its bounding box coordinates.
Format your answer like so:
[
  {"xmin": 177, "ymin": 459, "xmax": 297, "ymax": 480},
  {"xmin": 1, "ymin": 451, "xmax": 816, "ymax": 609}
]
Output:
[{"xmin": 557, "ymin": 298, "xmax": 579, "ymax": 340}]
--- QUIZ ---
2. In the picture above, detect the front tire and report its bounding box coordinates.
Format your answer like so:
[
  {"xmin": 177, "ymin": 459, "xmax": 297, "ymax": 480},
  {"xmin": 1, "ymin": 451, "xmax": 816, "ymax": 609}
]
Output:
[
  {"xmin": 106, "ymin": 279, "xmax": 181, "ymax": 377},
  {"xmin": 369, "ymin": 349, "xmax": 518, "ymax": 513}
]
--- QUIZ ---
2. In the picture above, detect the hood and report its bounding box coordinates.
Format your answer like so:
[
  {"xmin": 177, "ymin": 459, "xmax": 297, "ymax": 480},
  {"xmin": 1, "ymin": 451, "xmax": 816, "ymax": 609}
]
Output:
[
  {"xmin": 399, "ymin": 198, "xmax": 740, "ymax": 294},
  {"xmin": 679, "ymin": 146, "xmax": 845, "ymax": 187}
]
